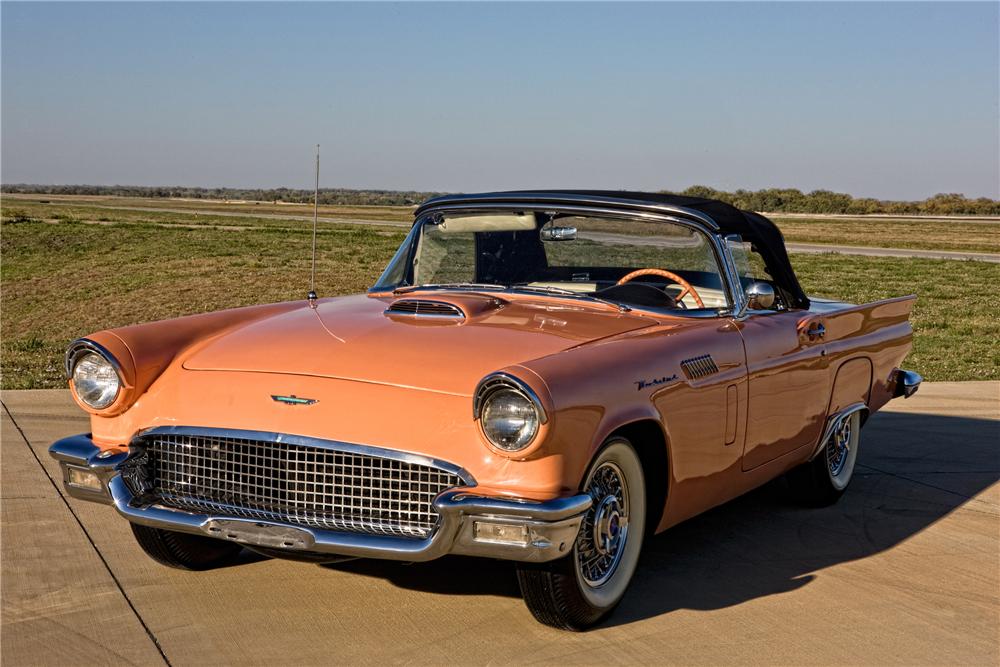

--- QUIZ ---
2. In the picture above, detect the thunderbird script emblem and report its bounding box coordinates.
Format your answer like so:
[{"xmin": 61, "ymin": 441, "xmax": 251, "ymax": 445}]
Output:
[
  {"xmin": 271, "ymin": 395, "xmax": 318, "ymax": 406},
  {"xmin": 634, "ymin": 374, "xmax": 678, "ymax": 391}
]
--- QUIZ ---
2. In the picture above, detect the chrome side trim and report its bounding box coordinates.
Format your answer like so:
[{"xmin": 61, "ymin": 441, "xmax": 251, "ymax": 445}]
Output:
[
  {"xmin": 472, "ymin": 372, "xmax": 549, "ymax": 424},
  {"xmin": 810, "ymin": 402, "xmax": 868, "ymax": 461},
  {"xmin": 133, "ymin": 426, "xmax": 476, "ymax": 486},
  {"xmin": 893, "ymin": 369, "xmax": 922, "ymax": 398}
]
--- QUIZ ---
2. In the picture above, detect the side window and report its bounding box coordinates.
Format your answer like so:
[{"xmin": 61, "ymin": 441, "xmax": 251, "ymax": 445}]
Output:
[
  {"xmin": 726, "ymin": 235, "xmax": 785, "ymax": 310},
  {"xmin": 726, "ymin": 235, "xmax": 770, "ymax": 283},
  {"xmin": 414, "ymin": 225, "xmax": 476, "ymax": 284}
]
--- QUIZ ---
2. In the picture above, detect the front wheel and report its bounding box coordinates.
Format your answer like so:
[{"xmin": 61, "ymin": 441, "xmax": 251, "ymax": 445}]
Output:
[
  {"xmin": 516, "ymin": 437, "xmax": 646, "ymax": 630},
  {"xmin": 786, "ymin": 410, "xmax": 862, "ymax": 506}
]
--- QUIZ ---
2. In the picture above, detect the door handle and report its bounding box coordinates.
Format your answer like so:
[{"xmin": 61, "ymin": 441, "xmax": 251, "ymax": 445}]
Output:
[{"xmin": 806, "ymin": 323, "xmax": 826, "ymax": 340}]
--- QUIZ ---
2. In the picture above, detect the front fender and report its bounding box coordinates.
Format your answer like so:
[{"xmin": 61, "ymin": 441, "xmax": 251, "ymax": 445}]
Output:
[{"xmin": 76, "ymin": 301, "xmax": 305, "ymax": 419}]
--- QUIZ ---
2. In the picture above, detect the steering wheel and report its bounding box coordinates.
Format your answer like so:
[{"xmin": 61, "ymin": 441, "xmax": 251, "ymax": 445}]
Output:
[{"xmin": 616, "ymin": 269, "xmax": 705, "ymax": 308}]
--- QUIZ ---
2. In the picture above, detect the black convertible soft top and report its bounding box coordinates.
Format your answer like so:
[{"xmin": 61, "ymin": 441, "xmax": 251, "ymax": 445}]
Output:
[{"xmin": 416, "ymin": 190, "xmax": 809, "ymax": 309}]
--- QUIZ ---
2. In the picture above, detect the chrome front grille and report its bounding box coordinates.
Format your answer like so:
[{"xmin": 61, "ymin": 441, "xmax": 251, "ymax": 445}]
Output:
[{"xmin": 126, "ymin": 431, "xmax": 467, "ymax": 539}]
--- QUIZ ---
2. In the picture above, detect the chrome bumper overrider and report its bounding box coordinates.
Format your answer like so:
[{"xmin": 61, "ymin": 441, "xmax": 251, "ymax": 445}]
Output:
[
  {"xmin": 48, "ymin": 434, "xmax": 591, "ymax": 563},
  {"xmin": 893, "ymin": 368, "xmax": 922, "ymax": 399}
]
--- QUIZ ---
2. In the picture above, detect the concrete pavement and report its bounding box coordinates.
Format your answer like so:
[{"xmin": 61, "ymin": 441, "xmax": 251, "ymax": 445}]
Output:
[{"xmin": 2, "ymin": 383, "xmax": 998, "ymax": 666}]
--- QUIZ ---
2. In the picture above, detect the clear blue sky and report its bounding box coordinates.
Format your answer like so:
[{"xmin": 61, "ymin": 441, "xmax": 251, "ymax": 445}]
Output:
[{"xmin": 2, "ymin": 2, "xmax": 997, "ymax": 199}]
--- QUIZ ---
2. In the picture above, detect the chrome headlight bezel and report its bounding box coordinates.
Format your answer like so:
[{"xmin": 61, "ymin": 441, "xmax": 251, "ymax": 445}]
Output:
[
  {"xmin": 66, "ymin": 340, "xmax": 123, "ymax": 411},
  {"xmin": 473, "ymin": 373, "xmax": 547, "ymax": 453}
]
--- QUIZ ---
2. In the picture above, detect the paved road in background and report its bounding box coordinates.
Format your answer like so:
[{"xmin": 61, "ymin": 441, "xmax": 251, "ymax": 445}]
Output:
[
  {"xmin": 783, "ymin": 242, "xmax": 1000, "ymax": 262},
  {"xmin": 2, "ymin": 383, "xmax": 997, "ymax": 666},
  {"xmin": 760, "ymin": 211, "xmax": 1000, "ymax": 223},
  {"xmin": 16, "ymin": 199, "xmax": 1000, "ymax": 262}
]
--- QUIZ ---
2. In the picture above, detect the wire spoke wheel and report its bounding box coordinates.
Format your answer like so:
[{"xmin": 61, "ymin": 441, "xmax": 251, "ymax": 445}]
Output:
[
  {"xmin": 516, "ymin": 437, "xmax": 646, "ymax": 630},
  {"xmin": 575, "ymin": 462, "xmax": 629, "ymax": 587},
  {"xmin": 826, "ymin": 417, "xmax": 852, "ymax": 477},
  {"xmin": 787, "ymin": 410, "xmax": 863, "ymax": 505}
]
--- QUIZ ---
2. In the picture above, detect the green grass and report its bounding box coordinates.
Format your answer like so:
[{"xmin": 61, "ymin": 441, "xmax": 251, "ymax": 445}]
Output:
[
  {"xmin": 1, "ymin": 217, "xmax": 406, "ymax": 389},
  {"xmin": 1, "ymin": 196, "xmax": 412, "ymax": 227},
  {"xmin": 2, "ymin": 210, "xmax": 996, "ymax": 388},
  {"xmin": 792, "ymin": 253, "xmax": 999, "ymax": 382},
  {"xmin": 5, "ymin": 196, "xmax": 999, "ymax": 253},
  {"xmin": 772, "ymin": 216, "xmax": 1000, "ymax": 254}
]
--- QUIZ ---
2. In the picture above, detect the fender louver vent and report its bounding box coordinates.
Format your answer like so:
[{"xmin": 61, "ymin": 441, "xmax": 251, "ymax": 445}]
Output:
[
  {"xmin": 385, "ymin": 299, "xmax": 465, "ymax": 319},
  {"xmin": 681, "ymin": 354, "xmax": 719, "ymax": 380}
]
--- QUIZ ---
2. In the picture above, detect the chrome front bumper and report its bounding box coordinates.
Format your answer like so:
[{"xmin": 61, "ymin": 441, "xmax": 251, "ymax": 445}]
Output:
[{"xmin": 49, "ymin": 434, "xmax": 590, "ymax": 563}]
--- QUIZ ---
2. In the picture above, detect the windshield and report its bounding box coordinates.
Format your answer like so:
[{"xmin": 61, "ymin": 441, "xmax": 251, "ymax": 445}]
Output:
[{"xmin": 372, "ymin": 211, "xmax": 732, "ymax": 312}]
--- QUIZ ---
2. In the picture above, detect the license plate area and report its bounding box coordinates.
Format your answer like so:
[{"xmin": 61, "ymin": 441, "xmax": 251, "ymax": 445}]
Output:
[{"xmin": 202, "ymin": 519, "xmax": 315, "ymax": 550}]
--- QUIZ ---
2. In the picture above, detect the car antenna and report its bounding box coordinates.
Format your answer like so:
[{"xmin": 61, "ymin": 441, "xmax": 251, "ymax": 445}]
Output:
[{"xmin": 307, "ymin": 143, "xmax": 319, "ymax": 305}]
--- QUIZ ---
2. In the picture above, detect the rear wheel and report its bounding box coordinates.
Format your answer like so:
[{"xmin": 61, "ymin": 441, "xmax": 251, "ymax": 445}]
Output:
[
  {"xmin": 516, "ymin": 437, "xmax": 646, "ymax": 630},
  {"xmin": 787, "ymin": 411, "xmax": 862, "ymax": 506},
  {"xmin": 130, "ymin": 524, "xmax": 243, "ymax": 570}
]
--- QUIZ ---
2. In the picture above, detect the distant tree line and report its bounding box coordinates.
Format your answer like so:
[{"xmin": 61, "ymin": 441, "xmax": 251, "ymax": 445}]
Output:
[
  {"xmin": 670, "ymin": 186, "xmax": 1000, "ymax": 216},
  {"xmin": 2, "ymin": 183, "xmax": 998, "ymax": 215}
]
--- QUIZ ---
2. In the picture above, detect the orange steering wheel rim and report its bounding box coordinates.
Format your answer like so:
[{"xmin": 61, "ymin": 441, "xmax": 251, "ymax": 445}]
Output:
[{"xmin": 615, "ymin": 269, "xmax": 706, "ymax": 308}]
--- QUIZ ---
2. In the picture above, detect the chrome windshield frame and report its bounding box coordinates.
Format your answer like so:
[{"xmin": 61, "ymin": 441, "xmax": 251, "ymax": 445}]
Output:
[{"xmin": 370, "ymin": 203, "xmax": 744, "ymax": 316}]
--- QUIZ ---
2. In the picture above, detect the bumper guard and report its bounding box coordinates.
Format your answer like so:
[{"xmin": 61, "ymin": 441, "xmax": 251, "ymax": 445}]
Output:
[{"xmin": 49, "ymin": 434, "xmax": 590, "ymax": 563}]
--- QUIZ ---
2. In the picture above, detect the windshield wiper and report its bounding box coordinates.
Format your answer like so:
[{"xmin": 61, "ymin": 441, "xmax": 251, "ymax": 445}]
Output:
[
  {"xmin": 393, "ymin": 282, "xmax": 507, "ymax": 295},
  {"xmin": 507, "ymin": 285, "xmax": 632, "ymax": 313}
]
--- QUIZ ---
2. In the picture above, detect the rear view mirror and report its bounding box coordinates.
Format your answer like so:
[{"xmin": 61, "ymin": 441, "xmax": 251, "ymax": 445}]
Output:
[{"xmin": 540, "ymin": 226, "xmax": 577, "ymax": 242}]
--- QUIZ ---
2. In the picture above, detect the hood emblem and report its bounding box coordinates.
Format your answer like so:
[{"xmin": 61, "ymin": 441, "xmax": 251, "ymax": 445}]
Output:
[{"xmin": 271, "ymin": 395, "xmax": 318, "ymax": 406}]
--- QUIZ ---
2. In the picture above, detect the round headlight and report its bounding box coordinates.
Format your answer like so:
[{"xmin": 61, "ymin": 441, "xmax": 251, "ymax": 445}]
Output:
[
  {"xmin": 480, "ymin": 387, "xmax": 540, "ymax": 451},
  {"xmin": 71, "ymin": 352, "xmax": 121, "ymax": 409}
]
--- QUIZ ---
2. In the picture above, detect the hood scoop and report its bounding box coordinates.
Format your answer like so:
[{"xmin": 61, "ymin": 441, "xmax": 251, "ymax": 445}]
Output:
[
  {"xmin": 385, "ymin": 299, "xmax": 466, "ymax": 320},
  {"xmin": 384, "ymin": 294, "xmax": 508, "ymax": 322}
]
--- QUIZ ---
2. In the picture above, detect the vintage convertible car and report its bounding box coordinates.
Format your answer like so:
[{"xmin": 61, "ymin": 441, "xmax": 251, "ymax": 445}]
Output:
[{"xmin": 50, "ymin": 191, "xmax": 921, "ymax": 629}]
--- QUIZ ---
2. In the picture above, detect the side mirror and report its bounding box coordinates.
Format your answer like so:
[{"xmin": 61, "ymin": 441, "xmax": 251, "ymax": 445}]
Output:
[
  {"xmin": 540, "ymin": 226, "xmax": 577, "ymax": 242},
  {"xmin": 745, "ymin": 282, "xmax": 775, "ymax": 310}
]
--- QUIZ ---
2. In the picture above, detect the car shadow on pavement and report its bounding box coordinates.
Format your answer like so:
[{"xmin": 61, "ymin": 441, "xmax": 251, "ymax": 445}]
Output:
[{"xmin": 319, "ymin": 410, "xmax": 999, "ymax": 626}]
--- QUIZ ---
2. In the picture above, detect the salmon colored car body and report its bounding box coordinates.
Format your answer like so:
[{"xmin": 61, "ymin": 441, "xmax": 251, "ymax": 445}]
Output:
[{"xmin": 51, "ymin": 191, "xmax": 920, "ymax": 629}]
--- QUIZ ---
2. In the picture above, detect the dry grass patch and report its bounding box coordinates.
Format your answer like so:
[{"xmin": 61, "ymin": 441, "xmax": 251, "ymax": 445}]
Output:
[{"xmin": 773, "ymin": 216, "xmax": 999, "ymax": 253}]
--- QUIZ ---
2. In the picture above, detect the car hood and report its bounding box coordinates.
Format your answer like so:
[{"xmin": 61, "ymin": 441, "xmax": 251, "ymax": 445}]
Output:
[{"xmin": 182, "ymin": 293, "xmax": 655, "ymax": 395}]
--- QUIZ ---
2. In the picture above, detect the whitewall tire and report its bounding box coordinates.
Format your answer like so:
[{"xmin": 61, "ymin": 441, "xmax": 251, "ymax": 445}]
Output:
[{"xmin": 516, "ymin": 437, "xmax": 646, "ymax": 630}]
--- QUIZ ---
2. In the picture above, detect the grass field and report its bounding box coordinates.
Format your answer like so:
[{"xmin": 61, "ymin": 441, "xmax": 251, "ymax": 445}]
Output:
[
  {"xmin": 770, "ymin": 215, "xmax": 1000, "ymax": 253},
  {"xmin": 1, "ymin": 193, "xmax": 414, "ymax": 224},
  {"xmin": 4, "ymin": 194, "xmax": 999, "ymax": 253},
  {"xmin": 2, "ymin": 202, "xmax": 998, "ymax": 388}
]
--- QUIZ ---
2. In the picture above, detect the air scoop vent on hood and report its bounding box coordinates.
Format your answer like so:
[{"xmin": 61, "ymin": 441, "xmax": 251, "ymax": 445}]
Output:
[{"xmin": 385, "ymin": 299, "xmax": 466, "ymax": 319}]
